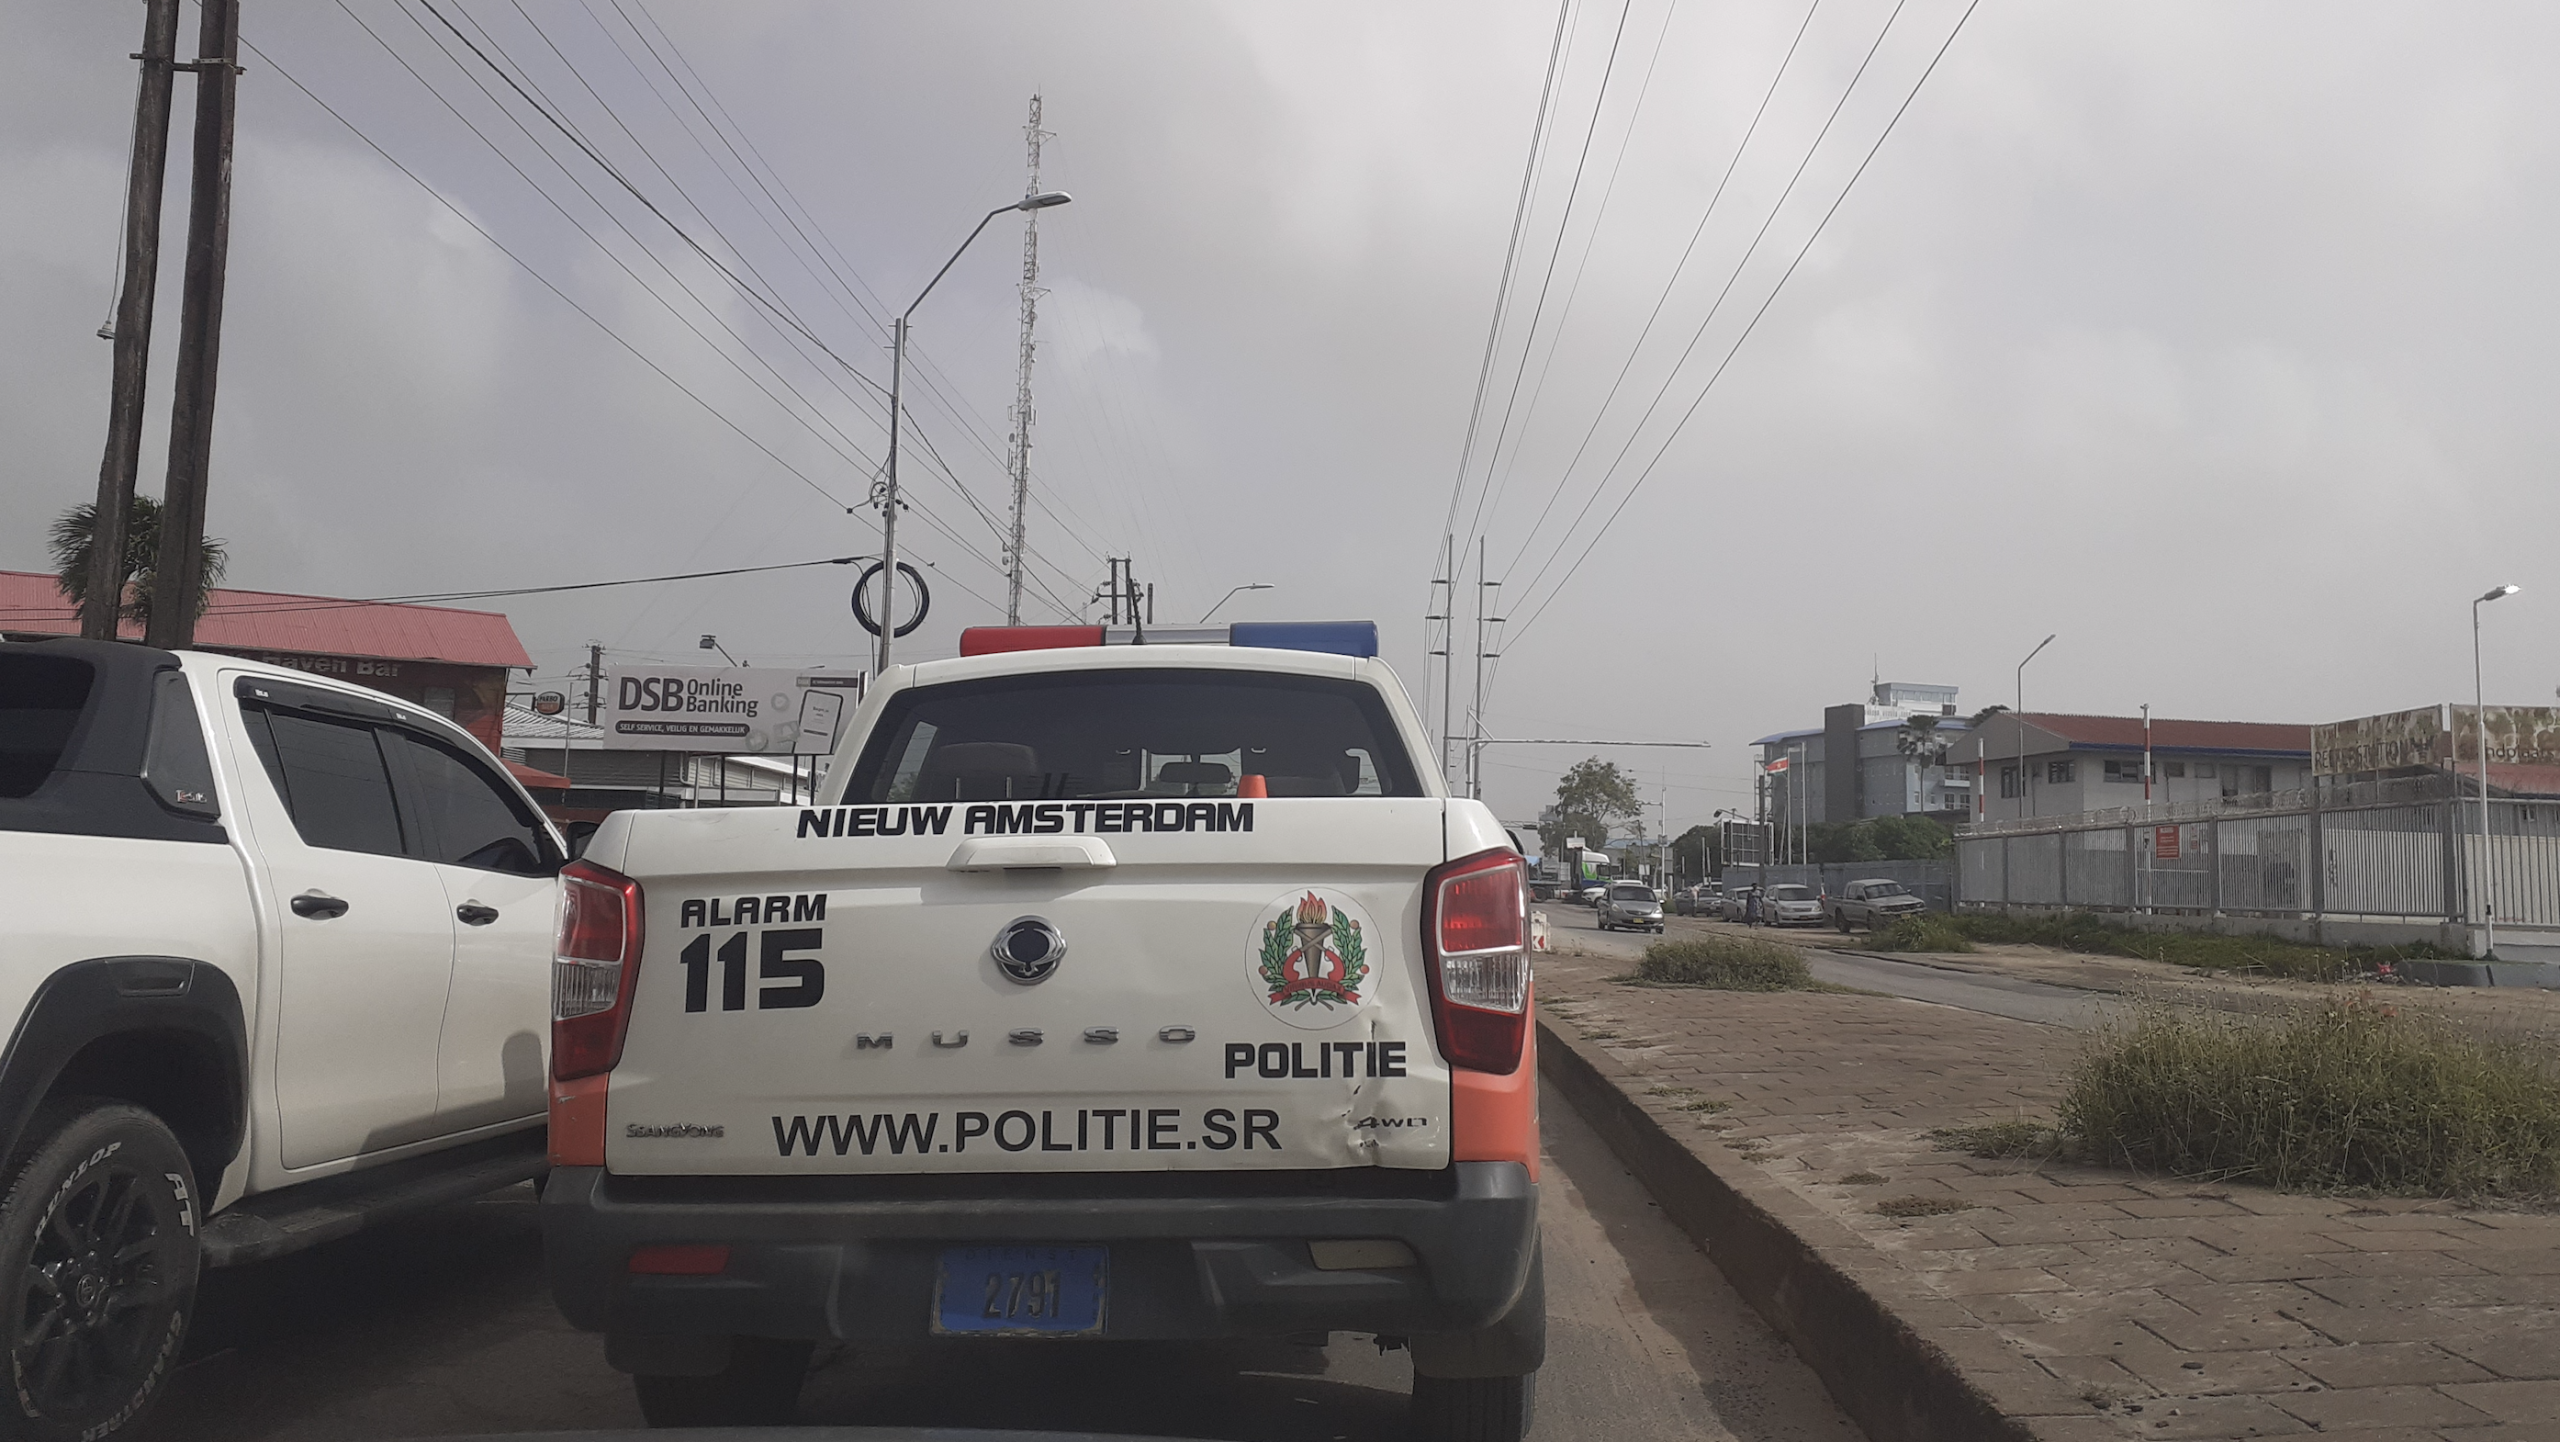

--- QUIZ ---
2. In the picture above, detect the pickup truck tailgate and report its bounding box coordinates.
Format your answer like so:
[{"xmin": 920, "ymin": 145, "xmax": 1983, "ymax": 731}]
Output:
[{"xmin": 601, "ymin": 797, "xmax": 1452, "ymax": 1176}]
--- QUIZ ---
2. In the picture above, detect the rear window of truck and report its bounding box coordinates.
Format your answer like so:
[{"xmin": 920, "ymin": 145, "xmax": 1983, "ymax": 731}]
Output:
[
  {"xmin": 846, "ymin": 668, "xmax": 1424, "ymax": 801},
  {"xmin": 0, "ymin": 655, "xmax": 94, "ymax": 799}
]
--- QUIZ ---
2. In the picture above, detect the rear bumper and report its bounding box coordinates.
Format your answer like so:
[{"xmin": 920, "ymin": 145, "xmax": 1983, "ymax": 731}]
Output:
[{"xmin": 544, "ymin": 1162, "xmax": 1539, "ymax": 1349}]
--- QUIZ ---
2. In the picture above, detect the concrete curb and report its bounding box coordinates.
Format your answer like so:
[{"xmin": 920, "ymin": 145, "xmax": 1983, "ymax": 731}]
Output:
[{"xmin": 1538, "ymin": 1015, "xmax": 2040, "ymax": 1442}]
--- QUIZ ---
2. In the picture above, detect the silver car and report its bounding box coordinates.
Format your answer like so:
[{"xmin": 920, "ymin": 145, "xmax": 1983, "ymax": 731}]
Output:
[
  {"xmin": 1597, "ymin": 881, "xmax": 1666, "ymax": 933},
  {"xmin": 1762, "ymin": 883, "xmax": 1824, "ymax": 927},
  {"xmin": 1832, "ymin": 878, "xmax": 1930, "ymax": 931}
]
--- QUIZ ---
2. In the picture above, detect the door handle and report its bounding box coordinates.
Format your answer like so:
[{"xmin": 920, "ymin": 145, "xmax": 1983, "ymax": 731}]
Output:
[
  {"xmin": 290, "ymin": 891, "xmax": 349, "ymax": 920},
  {"xmin": 455, "ymin": 902, "xmax": 500, "ymax": 926}
]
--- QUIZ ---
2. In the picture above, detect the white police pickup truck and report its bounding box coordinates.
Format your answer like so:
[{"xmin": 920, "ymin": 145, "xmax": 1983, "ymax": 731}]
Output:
[
  {"xmin": 0, "ymin": 637, "xmax": 562, "ymax": 1441},
  {"xmin": 543, "ymin": 621, "xmax": 1544, "ymax": 1439}
]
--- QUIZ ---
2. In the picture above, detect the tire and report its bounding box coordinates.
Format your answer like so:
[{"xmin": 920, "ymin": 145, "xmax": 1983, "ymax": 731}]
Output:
[
  {"xmin": 0, "ymin": 1100, "xmax": 199, "ymax": 1442},
  {"xmin": 1837, "ymin": 912, "xmax": 1852, "ymax": 934},
  {"xmin": 1410, "ymin": 1372, "xmax": 1535, "ymax": 1442},
  {"xmin": 632, "ymin": 1337, "xmax": 812, "ymax": 1427}
]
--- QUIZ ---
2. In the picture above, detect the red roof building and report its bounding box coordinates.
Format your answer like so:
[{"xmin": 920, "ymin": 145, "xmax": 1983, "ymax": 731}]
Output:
[
  {"xmin": 0, "ymin": 570, "xmax": 533, "ymax": 753},
  {"xmin": 1948, "ymin": 712, "xmax": 2316, "ymax": 823}
]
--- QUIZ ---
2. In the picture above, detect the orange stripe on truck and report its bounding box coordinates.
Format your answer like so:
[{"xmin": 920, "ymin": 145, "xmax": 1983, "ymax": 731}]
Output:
[
  {"xmin": 550, "ymin": 1072, "xmax": 610, "ymax": 1168},
  {"xmin": 1448, "ymin": 991, "xmax": 1539, "ymax": 1182}
]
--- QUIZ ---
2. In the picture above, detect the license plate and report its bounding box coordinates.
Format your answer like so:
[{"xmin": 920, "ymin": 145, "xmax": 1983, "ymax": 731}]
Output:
[{"xmin": 932, "ymin": 1246, "xmax": 1108, "ymax": 1336}]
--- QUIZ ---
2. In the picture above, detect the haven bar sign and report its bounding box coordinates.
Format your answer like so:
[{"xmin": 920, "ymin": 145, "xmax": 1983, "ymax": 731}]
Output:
[
  {"xmin": 601, "ymin": 665, "xmax": 864, "ymax": 754},
  {"xmin": 2313, "ymin": 704, "xmax": 2560, "ymax": 776}
]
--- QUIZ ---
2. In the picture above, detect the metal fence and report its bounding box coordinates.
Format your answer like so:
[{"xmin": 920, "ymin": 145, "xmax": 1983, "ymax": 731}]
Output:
[{"xmin": 1955, "ymin": 774, "xmax": 2560, "ymax": 928}]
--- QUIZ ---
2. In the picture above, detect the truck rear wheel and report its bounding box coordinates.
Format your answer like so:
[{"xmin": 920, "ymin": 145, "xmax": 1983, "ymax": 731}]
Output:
[
  {"xmin": 0, "ymin": 1100, "xmax": 198, "ymax": 1442},
  {"xmin": 631, "ymin": 1337, "xmax": 812, "ymax": 1427}
]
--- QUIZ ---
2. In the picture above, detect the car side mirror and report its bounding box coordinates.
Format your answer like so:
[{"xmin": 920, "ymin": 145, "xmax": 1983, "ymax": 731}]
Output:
[{"xmin": 564, "ymin": 820, "xmax": 599, "ymax": 862}]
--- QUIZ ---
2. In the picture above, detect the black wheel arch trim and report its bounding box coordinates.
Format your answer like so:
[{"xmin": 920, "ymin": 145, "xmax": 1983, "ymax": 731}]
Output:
[{"xmin": 0, "ymin": 957, "xmax": 248, "ymax": 1199}]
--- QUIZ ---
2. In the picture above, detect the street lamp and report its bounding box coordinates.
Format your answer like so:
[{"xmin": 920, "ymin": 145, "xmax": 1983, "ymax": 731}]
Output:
[
  {"xmin": 1198, "ymin": 583, "xmax": 1272, "ymax": 623},
  {"xmin": 875, "ymin": 190, "xmax": 1074, "ymax": 673},
  {"xmin": 2472, "ymin": 583, "xmax": 2518, "ymax": 959},
  {"xmin": 2015, "ymin": 633, "xmax": 2056, "ymax": 821}
]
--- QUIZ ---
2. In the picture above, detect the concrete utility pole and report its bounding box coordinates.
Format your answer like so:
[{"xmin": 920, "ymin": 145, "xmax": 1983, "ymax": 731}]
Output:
[
  {"xmin": 584, "ymin": 642, "xmax": 605, "ymax": 724},
  {"xmin": 147, "ymin": 0, "xmax": 241, "ymax": 649},
  {"xmin": 1468, "ymin": 538, "xmax": 1502, "ymax": 799},
  {"xmin": 1003, "ymin": 95, "xmax": 1052, "ymax": 626},
  {"xmin": 82, "ymin": 0, "xmax": 181, "ymax": 641},
  {"xmin": 1428, "ymin": 536, "xmax": 1453, "ymax": 789}
]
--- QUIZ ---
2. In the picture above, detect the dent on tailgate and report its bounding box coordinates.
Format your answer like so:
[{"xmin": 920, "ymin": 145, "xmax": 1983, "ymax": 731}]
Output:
[{"xmin": 604, "ymin": 796, "xmax": 1456, "ymax": 1176}]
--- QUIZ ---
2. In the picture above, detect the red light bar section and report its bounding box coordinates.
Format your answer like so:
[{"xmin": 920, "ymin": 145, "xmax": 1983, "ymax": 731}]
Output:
[{"xmin": 960, "ymin": 626, "xmax": 1105, "ymax": 657}]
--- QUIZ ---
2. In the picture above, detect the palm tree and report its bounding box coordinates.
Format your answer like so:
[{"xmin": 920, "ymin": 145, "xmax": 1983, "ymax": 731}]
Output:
[
  {"xmin": 49, "ymin": 497, "xmax": 227, "ymax": 634},
  {"xmin": 1896, "ymin": 712, "xmax": 1948, "ymax": 765}
]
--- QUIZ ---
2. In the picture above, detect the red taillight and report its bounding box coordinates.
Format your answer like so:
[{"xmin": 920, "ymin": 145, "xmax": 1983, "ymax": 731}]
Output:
[
  {"xmin": 1422, "ymin": 848, "xmax": 1531, "ymax": 1074},
  {"xmin": 959, "ymin": 625, "xmax": 1105, "ymax": 656},
  {"xmin": 553, "ymin": 859, "xmax": 643, "ymax": 1081},
  {"xmin": 628, "ymin": 1243, "xmax": 730, "ymax": 1276}
]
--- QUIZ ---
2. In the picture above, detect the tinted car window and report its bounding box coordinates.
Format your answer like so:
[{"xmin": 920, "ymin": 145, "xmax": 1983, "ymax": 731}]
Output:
[
  {"xmin": 387, "ymin": 731, "xmax": 552, "ymax": 874},
  {"xmin": 848, "ymin": 669, "xmax": 1423, "ymax": 802},
  {"xmin": 141, "ymin": 672, "xmax": 220, "ymax": 819},
  {"xmin": 244, "ymin": 708, "xmax": 406, "ymax": 857},
  {"xmin": 0, "ymin": 655, "xmax": 93, "ymax": 799}
]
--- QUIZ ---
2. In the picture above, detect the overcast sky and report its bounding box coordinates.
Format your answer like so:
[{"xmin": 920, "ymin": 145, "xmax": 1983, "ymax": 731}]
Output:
[{"xmin": 7, "ymin": 2, "xmax": 2557, "ymax": 828}]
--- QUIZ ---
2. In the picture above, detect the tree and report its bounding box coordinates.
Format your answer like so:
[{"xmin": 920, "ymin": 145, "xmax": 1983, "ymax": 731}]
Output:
[
  {"xmin": 1868, "ymin": 814, "xmax": 1953, "ymax": 860},
  {"xmin": 1539, "ymin": 757, "xmax": 1643, "ymax": 857},
  {"xmin": 1896, "ymin": 712, "xmax": 1948, "ymax": 766},
  {"xmin": 48, "ymin": 497, "xmax": 225, "ymax": 634}
]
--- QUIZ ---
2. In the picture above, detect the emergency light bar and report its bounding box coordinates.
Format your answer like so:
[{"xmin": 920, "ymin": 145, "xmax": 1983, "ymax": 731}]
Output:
[{"xmin": 959, "ymin": 621, "xmax": 1378, "ymax": 659}]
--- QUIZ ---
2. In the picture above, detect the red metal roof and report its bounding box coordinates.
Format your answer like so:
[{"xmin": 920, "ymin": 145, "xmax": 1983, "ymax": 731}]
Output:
[
  {"xmin": 2018, "ymin": 713, "xmax": 2313, "ymax": 755},
  {"xmin": 0, "ymin": 570, "xmax": 530, "ymax": 669},
  {"xmin": 505, "ymin": 759, "xmax": 572, "ymax": 792}
]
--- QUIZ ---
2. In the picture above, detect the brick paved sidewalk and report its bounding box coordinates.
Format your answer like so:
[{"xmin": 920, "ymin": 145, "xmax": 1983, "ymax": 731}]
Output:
[{"xmin": 1538, "ymin": 950, "xmax": 2560, "ymax": 1440}]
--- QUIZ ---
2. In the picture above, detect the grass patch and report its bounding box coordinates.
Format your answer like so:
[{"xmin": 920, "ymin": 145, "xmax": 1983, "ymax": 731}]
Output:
[
  {"xmin": 1866, "ymin": 915, "xmax": 1977, "ymax": 953},
  {"xmin": 1873, "ymin": 910, "xmax": 2460, "ymax": 981},
  {"xmin": 1872, "ymin": 1195, "xmax": 1975, "ymax": 1219},
  {"xmin": 1932, "ymin": 1120, "xmax": 2061, "ymax": 1160},
  {"xmin": 1628, "ymin": 935, "xmax": 1815, "ymax": 991},
  {"xmin": 1645, "ymin": 1084, "xmax": 1700, "ymax": 1098},
  {"xmin": 2062, "ymin": 994, "xmax": 2560, "ymax": 1197},
  {"xmin": 1839, "ymin": 1171, "xmax": 1888, "ymax": 1185},
  {"xmin": 1674, "ymin": 1098, "xmax": 1732, "ymax": 1114}
]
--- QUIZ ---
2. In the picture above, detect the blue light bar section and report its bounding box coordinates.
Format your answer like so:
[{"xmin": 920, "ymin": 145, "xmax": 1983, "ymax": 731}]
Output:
[{"xmin": 1228, "ymin": 621, "xmax": 1379, "ymax": 658}]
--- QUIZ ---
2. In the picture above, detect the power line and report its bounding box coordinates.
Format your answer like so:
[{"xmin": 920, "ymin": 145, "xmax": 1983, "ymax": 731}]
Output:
[
  {"xmin": 1505, "ymin": 0, "xmax": 1983, "ymax": 647},
  {"xmin": 1497, "ymin": 0, "xmax": 1823, "ymax": 571},
  {"xmin": 1433, "ymin": 0, "xmax": 1578, "ymax": 559},
  {"xmin": 1459, "ymin": 0, "xmax": 1639, "ymax": 561},
  {"xmin": 233, "ymin": 25, "xmax": 863, "ymax": 515},
  {"xmin": 1505, "ymin": 0, "xmax": 1913, "ymax": 614},
  {"xmin": 0, "ymin": 556, "xmax": 867, "ymax": 621}
]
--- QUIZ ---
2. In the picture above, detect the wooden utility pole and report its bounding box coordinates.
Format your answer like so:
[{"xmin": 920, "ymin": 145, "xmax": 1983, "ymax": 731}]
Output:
[
  {"xmin": 81, "ymin": 0, "xmax": 182, "ymax": 641},
  {"xmin": 145, "ymin": 0, "xmax": 240, "ymax": 650}
]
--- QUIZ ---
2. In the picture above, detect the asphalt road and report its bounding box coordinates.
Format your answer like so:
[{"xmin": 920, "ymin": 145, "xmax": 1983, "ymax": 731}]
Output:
[
  {"xmin": 1557, "ymin": 904, "xmax": 2107, "ymax": 1028},
  {"xmin": 141, "ymin": 1083, "xmax": 1858, "ymax": 1442}
]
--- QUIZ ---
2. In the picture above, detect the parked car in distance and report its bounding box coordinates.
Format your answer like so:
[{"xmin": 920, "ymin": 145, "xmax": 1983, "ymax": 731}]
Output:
[
  {"xmin": 1597, "ymin": 881, "xmax": 1666, "ymax": 932},
  {"xmin": 1833, "ymin": 878, "xmax": 1929, "ymax": 931},
  {"xmin": 1672, "ymin": 883, "xmax": 1720, "ymax": 915},
  {"xmin": 1763, "ymin": 883, "xmax": 1825, "ymax": 927}
]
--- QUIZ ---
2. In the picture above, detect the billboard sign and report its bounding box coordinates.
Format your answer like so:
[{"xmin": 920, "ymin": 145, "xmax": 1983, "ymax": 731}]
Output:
[
  {"xmin": 601, "ymin": 665, "xmax": 864, "ymax": 754},
  {"xmin": 2315, "ymin": 704, "xmax": 2560, "ymax": 775},
  {"xmin": 2312, "ymin": 706, "xmax": 2446, "ymax": 776}
]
